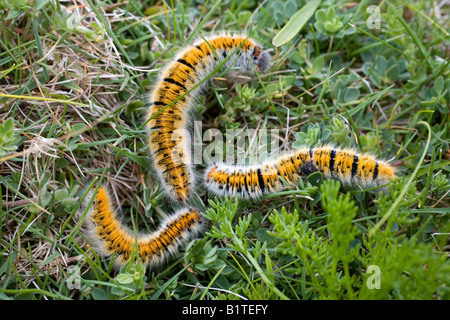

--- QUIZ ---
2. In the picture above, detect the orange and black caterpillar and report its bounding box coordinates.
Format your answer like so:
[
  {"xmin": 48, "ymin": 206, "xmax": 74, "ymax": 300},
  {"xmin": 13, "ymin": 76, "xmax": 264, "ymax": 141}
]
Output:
[
  {"xmin": 81, "ymin": 186, "xmax": 204, "ymax": 268},
  {"xmin": 146, "ymin": 34, "xmax": 271, "ymax": 203},
  {"xmin": 80, "ymin": 34, "xmax": 270, "ymax": 269},
  {"xmin": 204, "ymin": 145, "xmax": 396, "ymax": 200}
]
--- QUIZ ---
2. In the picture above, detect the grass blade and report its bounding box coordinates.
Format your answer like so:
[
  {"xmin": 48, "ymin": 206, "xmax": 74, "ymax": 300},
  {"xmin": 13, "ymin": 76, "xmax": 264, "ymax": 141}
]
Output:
[{"xmin": 272, "ymin": 0, "xmax": 321, "ymax": 47}]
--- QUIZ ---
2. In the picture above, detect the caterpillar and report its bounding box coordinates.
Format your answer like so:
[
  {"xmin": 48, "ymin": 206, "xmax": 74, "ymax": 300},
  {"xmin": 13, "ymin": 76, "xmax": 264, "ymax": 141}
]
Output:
[
  {"xmin": 146, "ymin": 34, "xmax": 271, "ymax": 203},
  {"xmin": 81, "ymin": 186, "xmax": 204, "ymax": 268},
  {"xmin": 204, "ymin": 145, "xmax": 396, "ymax": 200},
  {"xmin": 79, "ymin": 34, "xmax": 270, "ymax": 269}
]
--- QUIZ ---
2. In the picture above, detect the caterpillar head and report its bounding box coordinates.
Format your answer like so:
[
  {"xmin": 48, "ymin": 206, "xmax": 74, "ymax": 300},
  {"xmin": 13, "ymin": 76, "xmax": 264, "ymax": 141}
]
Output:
[{"xmin": 252, "ymin": 46, "xmax": 271, "ymax": 72}]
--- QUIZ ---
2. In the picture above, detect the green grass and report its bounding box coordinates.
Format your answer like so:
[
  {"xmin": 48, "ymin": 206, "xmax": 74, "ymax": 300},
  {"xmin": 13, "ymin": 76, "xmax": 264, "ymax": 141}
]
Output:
[{"xmin": 0, "ymin": 0, "xmax": 449, "ymax": 300}]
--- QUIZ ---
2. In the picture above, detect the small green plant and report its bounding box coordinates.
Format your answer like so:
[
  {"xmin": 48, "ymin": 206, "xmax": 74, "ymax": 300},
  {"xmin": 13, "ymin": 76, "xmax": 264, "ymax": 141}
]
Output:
[
  {"xmin": 0, "ymin": 118, "xmax": 20, "ymax": 157},
  {"xmin": 39, "ymin": 185, "xmax": 79, "ymax": 212},
  {"xmin": 184, "ymin": 238, "xmax": 227, "ymax": 275},
  {"xmin": 431, "ymin": 172, "xmax": 449, "ymax": 196},
  {"xmin": 266, "ymin": 179, "xmax": 450, "ymax": 299},
  {"xmin": 270, "ymin": 0, "xmax": 298, "ymax": 27},
  {"xmin": 292, "ymin": 123, "xmax": 331, "ymax": 148},
  {"xmin": 215, "ymin": 84, "xmax": 270, "ymax": 129},
  {"xmin": 324, "ymin": 116, "xmax": 351, "ymax": 145},
  {"xmin": 203, "ymin": 197, "xmax": 289, "ymax": 300},
  {"xmin": 54, "ymin": 9, "xmax": 106, "ymax": 41},
  {"xmin": 110, "ymin": 263, "xmax": 148, "ymax": 298},
  {"xmin": 331, "ymin": 73, "xmax": 362, "ymax": 103},
  {"xmin": 0, "ymin": 0, "xmax": 32, "ymax": 20},
  {"xmin": 362, "ymin": 54, "xmax": 410, "ymax": 87},
  {"xmin": 314, "ymin": 7, "xmax": 355, "ymax": 38},
  {"xmin": 421, "ymin": 76, "xmax": 450, "ymax": 114},
  {"xmin": 359, "ymin": 131, "xmax": 378, "ymax": 153}
]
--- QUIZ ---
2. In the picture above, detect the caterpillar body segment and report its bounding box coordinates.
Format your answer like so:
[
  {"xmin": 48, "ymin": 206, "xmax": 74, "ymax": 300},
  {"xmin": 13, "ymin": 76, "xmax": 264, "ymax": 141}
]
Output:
[
  {"xmin": 204, "ymin": 146, "xmax": 396, "ymax": 200},
  {"xmin": 146, "ymin": 34, "xmax": 271, "ymax": 203},
  {"xmin": 81, "ymin": 186, "xmax": 204, "ymax": 269}
]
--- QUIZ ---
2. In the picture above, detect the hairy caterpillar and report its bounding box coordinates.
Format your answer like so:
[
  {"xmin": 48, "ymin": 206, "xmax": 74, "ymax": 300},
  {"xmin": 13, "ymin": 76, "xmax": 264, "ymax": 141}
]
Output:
[
  {"xmin": 204, "ymin": 145, "xmax": 396, "ymax": 200},
  {"xmin": 146, "ymin": 34, "xmax": 271, "ymax": 203},
  {"xmin": 80, "ymin": 34, "xmax": 270, "ymax": 268},
  {"xmin": 81, "ymin": 186, "xmax": 204, "ymax": 268}
]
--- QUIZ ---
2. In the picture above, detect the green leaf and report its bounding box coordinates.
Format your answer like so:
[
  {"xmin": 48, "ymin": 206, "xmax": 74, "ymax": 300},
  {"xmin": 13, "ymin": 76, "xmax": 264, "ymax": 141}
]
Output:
[
  {"xmin": 283, "ymin": 0, "xmax": 297, "ymax": 18},
  {"xmin": 70, "ymin": 123, "xmax": 86, "ymax": 134},
  {"xmin": 91, "ymin": 287, "xmax": 108, "ymax": 300},
  {"xmin": 40, "ymin": 188, "xmax": 52, "ymax": 207},
  {"xmin": 306, "ymin": 171, "xmax": 323, "ymax": 186},
  {"xmin": 326, "ymin": 7, "xmax": 336, "ymax": 20},
  {"xmin": 6, "ymin": 9, "xmax": 21, "ymax": 20},
  {"xmin": 62, "ymin": 81, "xmax": 83, "ymax": 92},
  {"xmin": 376, "ymin": 55, "xmax": 387, "ymax": 74},
  {"xmin": 321, "ymin": 128, "xmax": 331, "ymax": 141},
  {"xmin": 265, "ymin": 83, "xmax": 278, "ymax": 94},
  {"xmin": 60, "ymin": 197, "xmax": 77, "ymax": 209},
  {"xmin": 433, "ymin": 76, "xmax": 444, "ymax": 94},
  {"xmin": 272, "ymin": 0, "xmax": 321, "ymax": 47},
  {"xmin": 256, "ymin": 228, "xmax": 275, "ymax": 244},
  {"xmin": 39, "ymin": 251, "xmax": 61, "ymax": 266},
  {"xmin": 110, "ymin": 146, "xmax": 150, "ymax": 169},
  {"xmin": 55, "ymin": 189, "xmax": 69, "ymax": 201},
  {"xmin": 3, "ymin": 118, "xmax": 14, "ymax": 133},
  {"xmin": 386, "ymin": 64, "xmax": 399, "ymax": 81},
  {"xmin": 311, "ymin": 56, "xmax": 324, "ymax": 74},
  {"xmin": 14, "ymin": 292, "xmax": 36, "ymax": 300},
  {"xmin": 35, "ymin": 0, "xmax": 51, "ymax": 10},
  {"xmin": 3, "ymin": 145, "xmax": 17, "ymax": 151},
  {"xmin": 343, "ymin": 88, "xmax": 360, "ymax": 102},
  {"xmin": 115, "ymin": 273, "xmax": 134, "ymax": 285},
  {"xmin": 315, "ymin": 9, "xmax": 327, "ymax": 22}
]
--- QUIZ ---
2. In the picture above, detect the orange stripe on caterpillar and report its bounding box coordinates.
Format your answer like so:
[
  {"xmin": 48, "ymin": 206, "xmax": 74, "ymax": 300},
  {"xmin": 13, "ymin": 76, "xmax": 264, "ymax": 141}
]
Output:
[
  {"xmin": 146, "ymin": 34, "xmax": 271, "ymax": 203},
  {"xmin": 81, "ymin": 186, "xmax": 204, "ymax": 268},
  {"xmin": 204, "ymin": 145, "xmax": 396, "ymax": 200}
]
